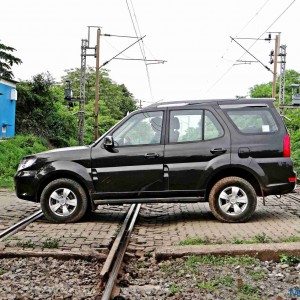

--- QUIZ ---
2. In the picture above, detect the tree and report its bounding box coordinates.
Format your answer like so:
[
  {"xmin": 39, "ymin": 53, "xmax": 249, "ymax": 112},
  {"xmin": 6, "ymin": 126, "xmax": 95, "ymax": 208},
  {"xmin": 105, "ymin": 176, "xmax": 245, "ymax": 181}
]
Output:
[
  {"xmin": 16, "ymin": 72, "xmax": 77, "ymax": 147},
  {"xmin": 0, "ymin": 42, "xmax": 22, "ymax": 80},
  {"xmin": 62, "ymin": 68, "xmax": 138, "ymax": 142}
]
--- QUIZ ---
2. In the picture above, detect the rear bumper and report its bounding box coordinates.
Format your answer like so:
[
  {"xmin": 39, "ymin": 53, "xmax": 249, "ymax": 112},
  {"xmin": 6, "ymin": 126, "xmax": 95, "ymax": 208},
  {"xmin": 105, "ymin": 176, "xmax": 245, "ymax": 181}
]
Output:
[
  {"xmin": 263, "ymin": 181, "xmax": 296, "ymax": 196},
  {"xmin": 14, "ymin": 171, "xmax": 38, "ymax": 202}
]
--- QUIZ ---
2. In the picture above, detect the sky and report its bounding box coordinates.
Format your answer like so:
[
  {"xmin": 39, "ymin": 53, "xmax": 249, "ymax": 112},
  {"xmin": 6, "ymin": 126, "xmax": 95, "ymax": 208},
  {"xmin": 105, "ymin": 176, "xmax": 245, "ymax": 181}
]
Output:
[{"xmin": 1, "ymin": 0, "xmax": 299, "ymax": 105}]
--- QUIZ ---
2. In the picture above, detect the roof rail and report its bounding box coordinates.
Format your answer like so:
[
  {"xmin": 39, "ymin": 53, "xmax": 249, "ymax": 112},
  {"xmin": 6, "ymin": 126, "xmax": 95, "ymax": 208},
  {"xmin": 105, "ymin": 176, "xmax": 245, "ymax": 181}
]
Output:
[{"xmin": 145, "ymin": 98, "xmax": 275, "ymax": 109}]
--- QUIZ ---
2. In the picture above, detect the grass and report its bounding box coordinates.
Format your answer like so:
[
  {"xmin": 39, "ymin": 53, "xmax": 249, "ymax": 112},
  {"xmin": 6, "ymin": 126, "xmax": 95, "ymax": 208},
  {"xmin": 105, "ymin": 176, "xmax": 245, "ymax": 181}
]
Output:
[
  {"xmin": 169, "ymin": 283, "xmax": 182, "ymax": 295},
  {"xmin": 179, "ymin": 237, "xmax": 210, "ymax": 246},
  {"xmin": 0, "ymin": 135, "xmax": 48, "ymax": 189},
  {"xmin": 197, "ymin": 275, "xmax": 234, "ymax": 291},
  {"xmin": 280, "ymin": 254, "xmax": 300, "ymax": 265},
  {"xmin": 42, "ymin": 238, "xmax": 60, "ymax": 249},
  {"xmin": 16, "ymin": 239, "xmax": 36, "ymax": 249},
  {"xmin": 281, "ymin": 235, "xmax": 300, "ymax": 243},
  {"xmin": 238, "ymin": 283, "xmax": 258, "ymax": 296},
  {"xmin": 232, "ymin": 234, "xmax": 300, "ymax": 245},
  {"xmin": 186, "ymin": 255, "xmax": 258, "ymax": 269},
  {"xmin": 0, "ymin": 268, "xmax": 7, "ymax": 275},
  {"xmin": 248, "ymin": 270, "xmax": 266, "ymax": 281}
]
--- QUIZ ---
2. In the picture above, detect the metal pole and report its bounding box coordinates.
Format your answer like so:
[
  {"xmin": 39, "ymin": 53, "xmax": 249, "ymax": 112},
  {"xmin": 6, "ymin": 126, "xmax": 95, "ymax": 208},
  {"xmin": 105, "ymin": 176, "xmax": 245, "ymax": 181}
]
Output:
[
  {"xmin": 279, "ymin": 45, "xmax": 287, "ymax": 116},
  {"xmin": 94, "ymin": 28, "xmax": 101, "ymax": 140},
  {"xmin": 79, "ymin": 39, "xmax": 88, "ymax": 145},
  {"xmin": 272, "ymin": 34, "xmax": 280, "ymax": 98}
]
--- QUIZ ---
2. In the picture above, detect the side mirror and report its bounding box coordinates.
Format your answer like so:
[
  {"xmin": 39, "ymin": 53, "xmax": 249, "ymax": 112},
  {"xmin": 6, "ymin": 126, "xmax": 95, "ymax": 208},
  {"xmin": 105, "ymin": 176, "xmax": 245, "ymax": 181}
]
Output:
[{"xmin": 104, "ymin": 135, "xmax": 114, "ymax": 149}]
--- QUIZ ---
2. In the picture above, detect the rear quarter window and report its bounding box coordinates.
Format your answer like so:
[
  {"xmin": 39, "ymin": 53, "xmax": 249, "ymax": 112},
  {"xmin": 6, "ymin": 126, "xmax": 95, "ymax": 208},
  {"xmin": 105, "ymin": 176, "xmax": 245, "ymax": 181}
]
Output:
[{"xmin": 225, "ymin": 108, "xmax": 278, "ymax": 134}]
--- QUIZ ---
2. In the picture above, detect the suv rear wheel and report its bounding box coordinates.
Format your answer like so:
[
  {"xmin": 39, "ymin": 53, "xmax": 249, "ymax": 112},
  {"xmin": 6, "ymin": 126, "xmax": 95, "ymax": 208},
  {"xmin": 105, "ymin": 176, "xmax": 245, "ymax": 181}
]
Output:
[
  {"xmin": 208, "ymin": 176, "xmax": 257, "ymax": 223},
  {"xmin": 40, "ymin": 178, "xmax": 88, "ymax": 223}
]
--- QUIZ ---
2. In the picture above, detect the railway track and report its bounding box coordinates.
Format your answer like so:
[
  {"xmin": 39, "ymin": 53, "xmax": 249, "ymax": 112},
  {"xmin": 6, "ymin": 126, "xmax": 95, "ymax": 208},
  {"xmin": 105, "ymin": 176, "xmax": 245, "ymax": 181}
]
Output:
[
  {"xmin": 99, "ymin": 203, "xmax": 141, "ymax": 300},
  {"xmin": 0, "ymin": 209, "xmax": 43, "ymax": 242}
]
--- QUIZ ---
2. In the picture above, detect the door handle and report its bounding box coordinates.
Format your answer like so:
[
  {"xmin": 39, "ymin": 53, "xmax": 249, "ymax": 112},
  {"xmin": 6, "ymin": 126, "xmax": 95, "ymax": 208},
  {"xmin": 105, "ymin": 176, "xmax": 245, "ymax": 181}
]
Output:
[
  {"xmin": 210, "ymin": 148, "xmax": 227, "ymax": 154},
  {"xmin": 145, "ymin": 152, "xmax": 160, "ymax": 159}
]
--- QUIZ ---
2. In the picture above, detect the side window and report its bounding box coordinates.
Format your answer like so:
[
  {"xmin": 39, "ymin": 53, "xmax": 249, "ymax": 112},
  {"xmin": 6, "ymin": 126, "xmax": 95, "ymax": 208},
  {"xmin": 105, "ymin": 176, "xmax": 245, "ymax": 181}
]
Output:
[
  {"xmin": 226, "ymin": 108, "xmax": 278, "ymax": 134},
  {"xmin": 169, "ymin": 110, "xmax": 203, "ymax": 143},
  {"xmin": 112, "ymin": 111, "xmax": 163, "ymax": 146},
  {"xmin": 204, "ymin": 111, "xmax": 224, "ymax": 140}
]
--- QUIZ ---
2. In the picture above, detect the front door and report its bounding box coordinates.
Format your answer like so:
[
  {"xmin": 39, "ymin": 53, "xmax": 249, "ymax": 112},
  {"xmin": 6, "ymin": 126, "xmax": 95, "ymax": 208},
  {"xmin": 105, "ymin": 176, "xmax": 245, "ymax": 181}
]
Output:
[
  {"xmin": 164, "ymin": 106, "xmax": 230, "ymax": 197},
  {"xmin": 91, "ymin": 110, "xmax": 165, "ymax": 199}
]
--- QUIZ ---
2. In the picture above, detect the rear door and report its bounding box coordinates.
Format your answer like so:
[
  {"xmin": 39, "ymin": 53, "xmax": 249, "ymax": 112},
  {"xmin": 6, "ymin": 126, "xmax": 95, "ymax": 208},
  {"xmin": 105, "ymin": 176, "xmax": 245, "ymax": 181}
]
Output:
[
  {"xmin": 219, "ymin": 103, "xmax": 295, "ymax": 191},
  {"xmin": 163, "ymin": 105, "xmax": 230, "ymax": 197}
]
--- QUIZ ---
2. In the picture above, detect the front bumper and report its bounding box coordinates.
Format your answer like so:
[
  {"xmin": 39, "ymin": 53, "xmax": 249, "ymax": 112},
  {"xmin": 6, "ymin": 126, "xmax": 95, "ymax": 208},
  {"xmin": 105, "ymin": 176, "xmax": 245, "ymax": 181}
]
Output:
[{"xmin": 14, "ymin": 170, "xmax": 38, "ymax": 202}]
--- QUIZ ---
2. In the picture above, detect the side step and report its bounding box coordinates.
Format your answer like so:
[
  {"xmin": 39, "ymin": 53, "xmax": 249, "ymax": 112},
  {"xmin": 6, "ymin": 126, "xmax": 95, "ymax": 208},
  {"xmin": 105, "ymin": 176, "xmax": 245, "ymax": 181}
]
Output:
[{"xmin": 94, "ymin": 197, "xmax": 203, "ymax": 205}]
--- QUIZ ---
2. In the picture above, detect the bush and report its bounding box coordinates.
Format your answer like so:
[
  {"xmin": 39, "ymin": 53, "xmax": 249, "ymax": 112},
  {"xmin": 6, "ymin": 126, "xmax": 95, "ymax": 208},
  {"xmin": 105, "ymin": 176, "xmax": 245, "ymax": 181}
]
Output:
[{"xmin": 0, "ymin": 135, "xmax": 48, "ymax": 189}]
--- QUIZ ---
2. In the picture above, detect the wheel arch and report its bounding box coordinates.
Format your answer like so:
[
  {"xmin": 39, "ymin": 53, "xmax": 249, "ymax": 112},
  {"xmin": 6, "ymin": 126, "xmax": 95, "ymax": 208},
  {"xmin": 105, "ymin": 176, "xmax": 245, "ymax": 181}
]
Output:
[
  {"xmin": 36, "ymin": 170, "xmax": 96, "ymax": 211},
  {"xmin": 204, "ymin": 166, "xmax": 262, "ymax": 200}
]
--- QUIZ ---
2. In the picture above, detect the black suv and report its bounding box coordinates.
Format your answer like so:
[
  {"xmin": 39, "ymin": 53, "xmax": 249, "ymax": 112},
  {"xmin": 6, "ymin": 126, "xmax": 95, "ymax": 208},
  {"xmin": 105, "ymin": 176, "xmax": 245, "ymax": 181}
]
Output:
[{"xmin": 15, "ymin": 99, "xmax": 296, "ymax": 223}]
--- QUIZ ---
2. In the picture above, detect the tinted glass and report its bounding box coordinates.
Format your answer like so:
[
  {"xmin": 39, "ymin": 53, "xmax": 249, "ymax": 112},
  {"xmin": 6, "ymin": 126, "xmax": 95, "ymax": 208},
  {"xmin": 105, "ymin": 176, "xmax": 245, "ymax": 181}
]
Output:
[
  {"xmin": 169, "ymin": 110, "xmax": 203, "ymax": 143},
  {"xmin": 204, "ymin": 111, "xmax": 224, "ymax": 140},
  {"xmin": 226, "ymin": 108, "xmax": 278, "ymax": 134},
  {"xmin": 113, "ymin": 111, "xmax": 163, "ymax": 146}
]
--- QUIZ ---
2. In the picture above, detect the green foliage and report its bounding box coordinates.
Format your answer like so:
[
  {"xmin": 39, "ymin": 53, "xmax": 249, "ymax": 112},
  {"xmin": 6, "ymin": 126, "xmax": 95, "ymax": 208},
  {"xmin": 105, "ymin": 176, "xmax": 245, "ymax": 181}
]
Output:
[
  {"xmin": 197, "ymin": 275, "xmax": 234, "ymax": 291},
  {"xmin": 16, "ymin": 73, "xmax": 77, "ymax": 147},
  {"xmin": 42, "ymin": 238, "xmax": 60, "ymax": 249},
  {"xmin": 248, "ymin": 270, "xmax": 266, "ymax": 281},
  {"xmin": 186, "ymin": 255, "xmax": 258, "ymax": 269},
  {"xmin": 0, "ymin": 268, "xmax": 7, "ymax": 275},
  {"xmin": 279, "ymin": 254, "xmax": 300, "ymax": 265},
  {"xmin": 250, "ymin": 69, "xmax": 300, "ymax": 175},
  {"xmin": 179, "ymin": 237, "xmax": 210, "ymax": 245},
  {"xmin": 169, "ymin": 283, "xmax": 182, "ymax": 295},
  {"xmin": 252, "ymin": 233, "xmax": 270, "ymax": 244},
  {"xmin": 238, "ymin": 283, "xmax": 258, "ymax": 296},
  {"xmin": 0, "ymin": 42, "xmax": 22, "ymax": 80},
  {"xmin": 0, "ymin": 135, "xmax": 48, "ymax": 189},
  {"xmin": 62, "ymin": 67, "xmax": 137, "ymax": 144},
  {"xmin": 16, "ymin": 239, "xmax": 36, "ymax": 249},
  {"xmin": 15, "ymin": 69, "xmax": 137, "ymax": 147},
  {"xmin": 281, "ymin": 235, "xmax": 300, "ymax": 243}
]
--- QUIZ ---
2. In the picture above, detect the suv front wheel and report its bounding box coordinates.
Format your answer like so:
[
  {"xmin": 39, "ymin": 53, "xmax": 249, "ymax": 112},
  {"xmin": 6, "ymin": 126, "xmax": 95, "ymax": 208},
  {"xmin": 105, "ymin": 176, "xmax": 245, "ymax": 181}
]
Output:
[
  {"xmin": 40, "ymin": 178, "xmax": 88, "ymax": 223},
  {"xmin": 208, "ymin": 176, "xmax": 257, "ymax": 223}
]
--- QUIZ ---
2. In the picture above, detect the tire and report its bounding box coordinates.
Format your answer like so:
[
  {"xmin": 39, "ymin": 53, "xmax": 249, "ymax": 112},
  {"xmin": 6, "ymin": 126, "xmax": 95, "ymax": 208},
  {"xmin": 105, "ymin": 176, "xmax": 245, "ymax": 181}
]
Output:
[
  {"xmin": 208, "ymin": 176, "xmax": 257, "ymax": 223},
  {"xmin": 40, "ymin": 178, "xmax": 88, "ymax": 223}
]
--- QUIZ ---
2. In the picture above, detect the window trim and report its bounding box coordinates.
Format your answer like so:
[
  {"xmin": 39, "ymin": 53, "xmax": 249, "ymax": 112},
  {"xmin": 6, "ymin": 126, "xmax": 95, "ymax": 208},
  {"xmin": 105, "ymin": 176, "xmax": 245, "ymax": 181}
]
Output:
[
  {"xmin": 109, "ymin": 110, "xmax": 165, "ymax": 148},
  {"xmin": 224, "ymin": 107, "xmax": 279, "ymax": 136},
  {"xmin": 166, "ymin": 108, "xmax": 225, "ymax": 145}
]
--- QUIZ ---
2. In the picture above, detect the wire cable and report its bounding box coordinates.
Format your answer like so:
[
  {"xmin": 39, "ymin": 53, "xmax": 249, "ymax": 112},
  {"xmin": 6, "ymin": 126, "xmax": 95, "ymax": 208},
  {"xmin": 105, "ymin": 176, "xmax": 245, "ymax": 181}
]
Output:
[
  {"xmin": 205, "ymin": 0, "xmax": 296, "ymax": 95},
  {"xmin": 125, "ymin": 0, "xmax": 154, "ymax": 100}
]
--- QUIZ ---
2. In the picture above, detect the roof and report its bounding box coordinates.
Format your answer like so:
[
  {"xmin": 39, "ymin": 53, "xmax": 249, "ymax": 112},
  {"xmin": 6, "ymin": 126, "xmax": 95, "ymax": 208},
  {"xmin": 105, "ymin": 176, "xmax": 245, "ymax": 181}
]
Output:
[
  {"xmin": 0, "ymin": 77, "xmax": 18, "ymax": 87},
  {"xmin": 145, "ymin": 98, "xmax": 275, "ymax": 109}
]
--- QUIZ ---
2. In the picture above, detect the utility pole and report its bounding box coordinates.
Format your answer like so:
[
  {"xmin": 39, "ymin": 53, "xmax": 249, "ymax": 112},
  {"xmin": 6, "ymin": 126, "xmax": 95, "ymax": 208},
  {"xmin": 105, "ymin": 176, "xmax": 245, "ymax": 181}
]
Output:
[
  {"xmin": 279, "ymin": 45, "xmax": 287, "ymax": 116},
  {"xmin": 78, "ymin": 39, "xmax": 88, "ymax": 145},
  {"xmin": 94, "ymin": 28, "xmax": 101, "ymax": 140},
  {"xmin": 272, "ymin": 34, "xmax": 280, "ymax": 98}
]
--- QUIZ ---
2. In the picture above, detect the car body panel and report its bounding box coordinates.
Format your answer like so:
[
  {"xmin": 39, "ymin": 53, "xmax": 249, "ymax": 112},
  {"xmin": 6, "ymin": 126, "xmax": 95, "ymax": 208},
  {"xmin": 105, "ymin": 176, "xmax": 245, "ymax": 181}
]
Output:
[{"xmin": 14, "ymin": 99, "xmax": 296, "ymax": 207}]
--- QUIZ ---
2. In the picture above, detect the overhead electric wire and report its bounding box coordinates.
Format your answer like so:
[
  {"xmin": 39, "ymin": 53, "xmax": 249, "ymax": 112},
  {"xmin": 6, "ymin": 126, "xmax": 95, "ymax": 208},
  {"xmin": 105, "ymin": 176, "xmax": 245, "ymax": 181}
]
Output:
[
  {"xmin": 219, "ymin": 0, "xmax": 271, "ymax": 64},
  {"xmin": 205, "ymin": 0, "xmax": 296, "ymax": 95},
  {"xmin": 206, "ymin": 0, "xmax": 271, "ymax": 97},
  {"xmin": 125, "ymin": 0, "xmax": 154, "ymax": 100}
]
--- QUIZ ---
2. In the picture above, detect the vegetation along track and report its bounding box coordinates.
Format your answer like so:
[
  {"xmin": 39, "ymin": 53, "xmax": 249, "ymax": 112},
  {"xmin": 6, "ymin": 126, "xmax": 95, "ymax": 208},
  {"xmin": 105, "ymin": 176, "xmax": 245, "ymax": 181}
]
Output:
[
  {"xmin": 0, "ymin": 209, "xmax": 43, "ymax": 242},
  {"xmin": 99, "ymin": 203, "xmax": 141, "ymax": 300}
]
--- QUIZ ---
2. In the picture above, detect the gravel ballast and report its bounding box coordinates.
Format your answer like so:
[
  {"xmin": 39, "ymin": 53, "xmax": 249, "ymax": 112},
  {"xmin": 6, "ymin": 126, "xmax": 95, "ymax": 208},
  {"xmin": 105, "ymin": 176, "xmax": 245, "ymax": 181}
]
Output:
[
  {"xmin": 0, "ymin": 257, "xmax": 101, "ymax": 299},
  {"xmin": 119, "ymin": 255, "xmax": 300, "ymax": 300}
]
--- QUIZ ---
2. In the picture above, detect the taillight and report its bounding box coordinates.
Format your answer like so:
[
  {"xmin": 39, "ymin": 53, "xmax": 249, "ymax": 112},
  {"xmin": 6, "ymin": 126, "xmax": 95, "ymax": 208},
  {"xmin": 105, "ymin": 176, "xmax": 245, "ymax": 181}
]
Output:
[
  {"xmin": 288, "ymin": 177, "xmax": 297, "ymax": 183},
  {"xmin": 283, "ymin": 134, "xmax": 291, "ymax": 157}
]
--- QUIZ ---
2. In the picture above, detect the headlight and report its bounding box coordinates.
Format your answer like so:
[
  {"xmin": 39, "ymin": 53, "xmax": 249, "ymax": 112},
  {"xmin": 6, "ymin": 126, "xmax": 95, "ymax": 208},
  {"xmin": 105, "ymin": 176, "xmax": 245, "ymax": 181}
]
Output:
[{"xmin": 17, "ymin": 157, "xmax": 37, "ymax": 171}]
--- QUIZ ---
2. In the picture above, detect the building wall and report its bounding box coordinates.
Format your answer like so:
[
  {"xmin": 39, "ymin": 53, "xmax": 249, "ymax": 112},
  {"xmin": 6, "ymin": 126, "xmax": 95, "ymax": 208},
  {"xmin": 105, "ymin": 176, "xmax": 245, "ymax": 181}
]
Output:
[{"xmin": 0, "ymin": 79, "xmax": 17, "ymax": 138}]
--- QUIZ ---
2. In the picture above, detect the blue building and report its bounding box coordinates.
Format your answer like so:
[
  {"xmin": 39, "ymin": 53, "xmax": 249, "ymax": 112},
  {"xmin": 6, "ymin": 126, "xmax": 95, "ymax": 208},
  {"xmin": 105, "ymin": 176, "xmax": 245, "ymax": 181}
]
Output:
[{"xmin": 0, "ymin": 77, "xmax": 18, "ymax": 138}]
